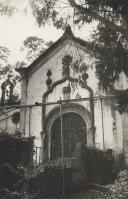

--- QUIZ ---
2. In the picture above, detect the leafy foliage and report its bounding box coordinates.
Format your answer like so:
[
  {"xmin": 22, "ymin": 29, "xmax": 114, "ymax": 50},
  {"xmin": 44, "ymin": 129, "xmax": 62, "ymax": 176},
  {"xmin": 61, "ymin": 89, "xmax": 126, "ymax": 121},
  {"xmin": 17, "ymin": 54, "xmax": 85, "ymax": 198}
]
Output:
[
  {"xmin": 0, "ymin": 45, "xmax": 20, "ymax": 88},
  {"xmin": 21, "ymin": 36, "xmax": 45, "ymax": 63},
  {"xmin": 115, "ymin": 89, "xmax": 128, "ymax": 113},
  {"xmin": 30, "ymin": 0, "xmax": 128, "ymax": 33},
  {"xmin": 11, "ymin": 112, "xmax": 20, "ymax": 127},
  {"xmin": 0, "ymin": 132, "xmax": 34, "ymax": 168},
  {"xmin": 93, "ymin": 25, "xmax": 128, "ymax": 90},
  {"xmin": 45, "ymin": 40, "xmax": 54, "ymax": 47},
  {"xmin": 105, "ymin": 169, "xmax": 128, "ymax": 199},
  {"xmin": 0, "ymin": 44, "xmax": 20, "ymax": 101},
  {"xmin": 81, "ymin": 146, "xmax": 117, "ymax": 185},
  {"xmin": 31, "ymin": 0, "xmax": 57, "ymax": 26},
  {"xmin": 31, "ymin": 0, "xmax": 72, "ymax": 29},
  {"xmin": 94, "ymin": 169, "xmax": 128, "ymax": 199},
  {"xmin": 0, "ymin": 45, "xmax": 10, "ymax": 75},
  {"xmin": 0, "ymin": 132, "xmax": 34, "ymax": 198},
  {"xmin": 0, "ymin": 0, "xmax": 16, "ymax": 16},
  {"xmin": 17, "ymin": 36, "xmax": 54, "ymax": 68}
]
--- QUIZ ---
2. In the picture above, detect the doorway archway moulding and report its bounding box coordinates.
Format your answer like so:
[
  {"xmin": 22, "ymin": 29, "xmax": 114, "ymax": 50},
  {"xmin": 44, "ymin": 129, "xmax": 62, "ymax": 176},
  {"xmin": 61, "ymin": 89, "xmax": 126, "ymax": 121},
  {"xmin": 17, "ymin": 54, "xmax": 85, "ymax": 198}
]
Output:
[{"xmin": 45, "ymin": 103, "xmax": 94, "ymax": 149}]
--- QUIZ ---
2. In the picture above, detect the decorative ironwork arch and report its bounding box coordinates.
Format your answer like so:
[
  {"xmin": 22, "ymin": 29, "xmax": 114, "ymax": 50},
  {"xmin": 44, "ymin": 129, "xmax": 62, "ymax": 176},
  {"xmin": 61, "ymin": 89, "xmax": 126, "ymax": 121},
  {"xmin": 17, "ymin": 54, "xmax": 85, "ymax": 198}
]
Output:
[{"xmin": 1, "ymin": 78, "xmax": 14, "ymax": 104}]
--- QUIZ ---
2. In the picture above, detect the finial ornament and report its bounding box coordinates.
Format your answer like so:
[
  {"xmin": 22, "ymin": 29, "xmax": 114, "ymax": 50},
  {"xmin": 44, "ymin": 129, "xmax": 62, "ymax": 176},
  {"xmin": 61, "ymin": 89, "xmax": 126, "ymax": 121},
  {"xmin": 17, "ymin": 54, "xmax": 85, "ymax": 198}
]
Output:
[{"xmin": 65, "ymin": 25, "xmax": 73, "ymax": 35}]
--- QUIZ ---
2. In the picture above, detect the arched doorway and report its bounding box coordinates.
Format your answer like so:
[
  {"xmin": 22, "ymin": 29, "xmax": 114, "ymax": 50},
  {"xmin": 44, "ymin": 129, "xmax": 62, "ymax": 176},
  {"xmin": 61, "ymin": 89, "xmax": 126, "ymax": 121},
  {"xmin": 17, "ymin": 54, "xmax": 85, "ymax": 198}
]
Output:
[{"xmin": 50, "ymin": 112, "xmax": 87, "ymax": 159}]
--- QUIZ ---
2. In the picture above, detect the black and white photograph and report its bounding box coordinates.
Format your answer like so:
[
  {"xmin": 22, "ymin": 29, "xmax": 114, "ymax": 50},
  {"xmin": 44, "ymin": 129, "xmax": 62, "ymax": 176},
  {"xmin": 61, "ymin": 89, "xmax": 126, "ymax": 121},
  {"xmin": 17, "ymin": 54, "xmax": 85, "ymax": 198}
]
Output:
[{"xmin": 0, "ymin": 0, "xmax": 128, "ymax": 198}]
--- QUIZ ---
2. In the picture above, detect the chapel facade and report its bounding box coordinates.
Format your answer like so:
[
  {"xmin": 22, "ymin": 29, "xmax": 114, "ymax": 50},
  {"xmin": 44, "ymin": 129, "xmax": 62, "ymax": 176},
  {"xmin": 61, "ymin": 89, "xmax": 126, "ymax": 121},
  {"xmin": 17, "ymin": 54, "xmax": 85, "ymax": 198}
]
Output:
[{"xmin": 17, "ymin": 26, "xmax": 128, "ymax": 165}]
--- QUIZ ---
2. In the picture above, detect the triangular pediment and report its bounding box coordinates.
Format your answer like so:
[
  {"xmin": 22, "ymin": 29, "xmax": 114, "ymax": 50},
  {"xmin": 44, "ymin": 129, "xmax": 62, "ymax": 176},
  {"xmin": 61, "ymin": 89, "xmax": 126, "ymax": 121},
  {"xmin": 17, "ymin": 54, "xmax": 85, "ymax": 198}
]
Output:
[{"xmin": 16, "ymin": 26, "xmax": 99, "ymax": 75}]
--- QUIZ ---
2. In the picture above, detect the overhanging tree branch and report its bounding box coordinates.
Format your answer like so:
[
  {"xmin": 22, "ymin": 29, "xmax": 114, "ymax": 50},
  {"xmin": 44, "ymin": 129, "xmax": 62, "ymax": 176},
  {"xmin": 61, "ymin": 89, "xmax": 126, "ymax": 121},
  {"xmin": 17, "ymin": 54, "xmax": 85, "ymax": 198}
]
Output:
[{"xmin": 68, "ymin": 0, "xmax": 128, "ymax": 38}]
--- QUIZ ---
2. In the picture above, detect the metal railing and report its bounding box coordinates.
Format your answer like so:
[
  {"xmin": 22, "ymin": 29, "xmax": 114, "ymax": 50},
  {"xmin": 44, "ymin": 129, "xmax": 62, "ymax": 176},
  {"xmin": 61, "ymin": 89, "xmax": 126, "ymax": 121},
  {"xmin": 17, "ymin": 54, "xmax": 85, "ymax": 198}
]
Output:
[{"xmin": 33, "ymin": 140, "xmax": 83, "ymax": 169}]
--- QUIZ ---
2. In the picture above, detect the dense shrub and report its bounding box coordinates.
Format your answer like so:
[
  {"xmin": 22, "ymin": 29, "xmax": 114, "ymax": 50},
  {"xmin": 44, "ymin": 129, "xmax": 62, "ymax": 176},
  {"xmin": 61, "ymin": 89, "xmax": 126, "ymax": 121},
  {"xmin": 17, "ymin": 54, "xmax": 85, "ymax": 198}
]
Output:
[
  {"xmin": 27, "ymin": 167, "xmax": 88, "ymax": 199},
  {"xmin": 0, "ymin": 132, "xmax": 34, "ymax": 167},
  {"xmin": 0, "ymin": 132, "xmax": 34, "ymax": 198},
  {"xmin": 104, "ymin": 169, "xmax": 128, "ymax": 199},
  {"xmin": 81, "ymin": 146, "xmax": 117, "ymax": 185},
  {"xmin": 91, "ymin": 169, "xmax": 128, "ymax": 199}
]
